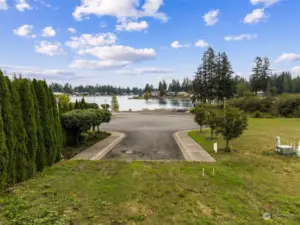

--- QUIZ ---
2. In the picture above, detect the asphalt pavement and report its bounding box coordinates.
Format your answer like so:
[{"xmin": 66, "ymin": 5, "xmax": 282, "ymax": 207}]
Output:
[{"xmin": 101, "ymin": 113, "xmax": 199, "ymax": 160}]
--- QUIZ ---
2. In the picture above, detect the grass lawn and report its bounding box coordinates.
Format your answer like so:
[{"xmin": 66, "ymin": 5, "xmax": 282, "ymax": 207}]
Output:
[
  {"xmin": 62, "ymin": 132, "xmax": 111, "ymax": 159},
  {"xmin": 0, "ymin": 119, "xmax": 300, "ymax": 224}
]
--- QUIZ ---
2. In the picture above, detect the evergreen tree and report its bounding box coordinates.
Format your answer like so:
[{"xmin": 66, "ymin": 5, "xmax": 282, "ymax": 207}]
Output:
[
  {"xmin": 203, "ymin": 47, "xmax": 217, "ymax": 102},
  {"xmin": 0, "ymin": 72, "xmax": 17, "ymax": 184},
  {"xmin": 217, "ymin": 52, "xmax": 234, "ymax": 102},
  {"xmin": 19, "ymin": 79, "xmax": 38, "ymax": 178},
  {"xmin": 42, "ymin": 81, "xmax": 56, "ymax": 165},
  {"xmin": 0, "ymin": 104, "xmax": 9, "ymax": 188},
  {"xmin": 80, "ymin": 97, "xmax": 87, "ymax": 109},
  {"xmin": 49, "ymin": 88, "xmax": 63, "ymax": 162},
  {"xmin": 7, "ymin": 78, "xmax": 28, "ymax": 182},
  {"xmin": 32, "ymin": 80, "xmax": 47, "ymax": 171},
  {"xmin": 75, "ymin": 100, "xmax": 79, "ymax": 109}
]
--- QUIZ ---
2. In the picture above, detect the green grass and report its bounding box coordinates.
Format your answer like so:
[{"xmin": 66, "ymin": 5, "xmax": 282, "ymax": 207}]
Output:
[
  {"xmin": 1, "ymin": 119, "xmax": 300, "ymax": 224},
  {"xmin": 62, "ymin": 132, "xmax": 111, "ymax": 159}
]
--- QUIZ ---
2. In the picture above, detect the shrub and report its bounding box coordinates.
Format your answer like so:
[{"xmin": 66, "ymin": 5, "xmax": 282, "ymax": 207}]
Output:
[
  {"xmin": 86, "ymin": 103, "xmax": 99, "ymax": 109},
  {"xmin": 101, "ymin": 104, "xmax": 110, "ymax": 109},
  {"xmin": 79, "ymin": 132, "xmax": 89, "ymax": 143},
  {"xmin": 87, "ymin": 130, "xmax": 95, "ymax": 139},
  {"xmin": 252, "ymin": 111, "xmax": 264, "ymax": 118},
  {"xmin": 102, "ymin": 110, "xmax": 112, "ymax": 123}
]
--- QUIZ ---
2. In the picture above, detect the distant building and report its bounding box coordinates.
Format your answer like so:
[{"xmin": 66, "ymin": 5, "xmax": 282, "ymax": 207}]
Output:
[
  {"xmin": 257, "ymin": 91, "xmax": 265, "ymax": 97},
  {"xmin": 151, "ymin": 91, "xmax": 160, "ymax": 98},
  {"xmin": 166, "ymin": 92, "xmax": 176, "ymax": 96},
  {"xmin": 177, "ymin": 92, "xmax": 189, "ymax": 97}
]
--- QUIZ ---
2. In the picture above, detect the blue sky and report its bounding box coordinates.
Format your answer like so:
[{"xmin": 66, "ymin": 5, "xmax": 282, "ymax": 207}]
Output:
[{"xmin": 0, "ymin": 0, "xmax": 299, "ymax": 87}]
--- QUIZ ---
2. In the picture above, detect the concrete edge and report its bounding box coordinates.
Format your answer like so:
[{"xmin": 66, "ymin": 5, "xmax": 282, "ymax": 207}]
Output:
[
  {"xmin": 173, "ymin": 129, "xmax": 216, "ymax": 163},
  {"xmin": 173, "ymin": 130, "xmax": 193, "ymax": 161},
  {"xmin": 90, "ymin": 132, "xmax": 126, "ymax": 160}
]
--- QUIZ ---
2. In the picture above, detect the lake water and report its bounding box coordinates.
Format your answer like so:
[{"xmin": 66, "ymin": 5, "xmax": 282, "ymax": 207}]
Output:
[{"xmin": 70, "ymin": 96, "xmax": 194, "ymax": 111}]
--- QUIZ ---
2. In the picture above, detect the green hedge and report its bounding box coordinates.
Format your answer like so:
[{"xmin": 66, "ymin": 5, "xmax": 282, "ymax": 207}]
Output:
[
  {"xmin": 0, "ymin": 71, "xmax": 62, "ymax": 188},
  {"xmin": 61, "ymin": 109, "xmax": 111, "ymax": 146}
]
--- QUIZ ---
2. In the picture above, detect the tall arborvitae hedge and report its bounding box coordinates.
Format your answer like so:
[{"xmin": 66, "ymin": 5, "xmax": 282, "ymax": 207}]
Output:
[
  {"xmin": 6, "ymin": 77, "xmax": 28, "ymax": 182},
  {"xmin": 0, "ymin": 105, "xmax": 9, "ymax": 188},
  {"xmin": 34, "ymin": 81, "xmax": 54, "ymax": 166},
  {"xmin": 0, "ymin": 72, "xmax": 16, "ymax": 184},
  {"xmin": 32, "ymin": 80, "xmax": 47, "ymax": 171},
  {"xmin": 18, "ymin": 79, "xmax": 38, "ymax": 178},
  {"xmin": 0, "ymin": 72, "xmax": 63, "ymax": 188}
]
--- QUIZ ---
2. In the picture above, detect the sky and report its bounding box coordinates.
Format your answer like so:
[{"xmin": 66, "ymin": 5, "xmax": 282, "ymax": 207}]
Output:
[{"xmin": 0, "ymin": 0, "xmax": 299, "ymax": 88}]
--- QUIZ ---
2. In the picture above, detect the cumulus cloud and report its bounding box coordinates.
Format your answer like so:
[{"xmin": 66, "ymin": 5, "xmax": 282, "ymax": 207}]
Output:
[
  {"xmin": 0, "ymin": 64, "xmax": 75, "ymax": 80},
  {"xmin": 42, "ymin": 27, "xmax": 56, "ymax": 37},
  {"xmin": 13, "ymin": 24, "xmax": 33, "ymax": 36},
  {"xmin": 291, "ymin": 66, "xmax": 300, "ymax": 75},
  {"xmin": 73, "ymin": 0, "xmax": 167, "ymax": 22},
  {"xmin": 243, "ymin": 8, "xmax": 267, "ymax": 24},
  {"xmin": 0, "ymin": 0, "xmax": 8, "ymax": 10},
  {"xmin": 250, "ymin": 0, "xmax": 279, "ymax": 7},
  {"xmin": 275, "ymin": 53, "xmax": 300, "ymax": 64},
  {"xmin": 71, "ymin": 45, "xmax": 156, "ymax": 70},
  {"xmin": 203, "ymin": 9, "xmax": 219, "ymax": 26},
  {"xmin": 65, "ymin": 33, "xmax": 117, "ymax": 49},
  {"xmin": 16, "ymin": 0, "xmax": 32, "ymax": 11},
  {"xmin": 171, "ymin": 41, "xmax": 188, "ymax": 49},
  {"xmin": 225, "ymin": 34, "xmax": 258, "ymax": 41},
  {"xmin": 117, "ymin": 67, "xmax": 174, "ymax": 75},
  {"xmin": 195, "ymin": 40, "xmax": 209, "ymax": 48},
  {"xmin": 35, "ymin": 41, "xmax": 65, "ymax": 56},
  {"xmin": 116, "ymin": 20, "xmax": 148, "ymax": 32},
  {"xmin": 68, "ymin": 28, "xmax": 76, "ymax": 33}
]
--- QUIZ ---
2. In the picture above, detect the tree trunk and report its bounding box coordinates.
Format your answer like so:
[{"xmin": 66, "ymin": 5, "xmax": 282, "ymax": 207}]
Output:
[
  {"xmin": 210, "ymin": 129, "xmax": 214, "ymax": 140},
  {"xmin": 226, "ymin": 139, "xmax": 231, "ymax": 152},
  {"xmin": 200, "ymin": 125, "xmax": 203, "ymax": 133}
]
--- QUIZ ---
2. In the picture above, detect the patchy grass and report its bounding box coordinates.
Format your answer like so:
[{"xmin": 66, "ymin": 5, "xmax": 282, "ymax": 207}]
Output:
[
  {"xmin": 0, "ymin": 119, "xmax": 300, "ymax": 224},
  {"xmin": 62, "ymin": 132, "xmax": 111, "ymax": 159}
]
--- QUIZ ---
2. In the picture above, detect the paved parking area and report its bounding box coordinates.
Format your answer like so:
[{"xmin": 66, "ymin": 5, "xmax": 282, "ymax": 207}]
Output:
[{"xmin": 101, "ymin": 113, "xmax": 199, "ymax": 160}]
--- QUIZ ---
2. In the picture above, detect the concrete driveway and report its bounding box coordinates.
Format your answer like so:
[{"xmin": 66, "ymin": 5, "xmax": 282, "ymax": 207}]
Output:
[{"xmin": 101, "ymin": 113, "xmax": 199, "ymax": 160}]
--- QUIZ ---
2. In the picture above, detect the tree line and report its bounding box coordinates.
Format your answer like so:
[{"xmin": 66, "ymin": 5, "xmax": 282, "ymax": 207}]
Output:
[
  {"xmin": 0, "ymin": 70, "xmax": 62, "ymax": 188},
  {"xmin": 50, "ymin": 83, "xmax": 144, "ymax": 96}
]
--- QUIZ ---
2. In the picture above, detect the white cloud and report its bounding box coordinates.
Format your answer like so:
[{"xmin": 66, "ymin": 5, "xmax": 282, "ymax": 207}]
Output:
[
  {"xmin": 291, "ymin": 66, "xmax": 300, "ymax": 75},
  {"xmin": 0, "ymin": 0, "xmax": 8, "ymax": 10},
  {"xmin": 65, "ymin": 33, "xmax": 117, "ymax": 49},
  {"xmin": 35, "ymin": 41, "xmax": 65, "ymax": 56},
  {"xmin": 117, "ymin": 67, "xmax": 174, "ymax": 75},
  {"xmin": 0, "ymin": 64, "xmax": 75, "ymax": 80},
  {"xmin": 250, "ymin": 0, "xmax": 279, "ymax": 7},
  {"xmin": 195, "ymin": 40, "xmax": 209, "ymax": 48},
  {"xmin": 243, "ymin": 8, "xmax": 267, "ymax": 24},
  {"xmin": 16, "ymin": 0, "xmax": 32, "ymax": 12},
  {"xmin": 13, "ymin": 24, "xmax": 33, "ymax": 36},
  {"xmin": 32, "ymin": 34, "xmax": 36, "ymax": 38},
  {"xmin": 116, "ymin": 20, "xmax": 148, "ymax": 32},
  {"xmin": 203, "ymin": 9, "xmax": 219, "ymax": 26},
  {"xmin": 42, "ymin": 27, "xmax": 56, "ymax": 37},
  {"xmin": 68, "ymin": 28, "xmax": 76, "ymax": 33},
  {"xmin": 225, "ymin": 34, "xmax": 258, "ymax": 41},
  {"xmin": 73, "ymin": 0, "xmax": 167, "ymax": 22},
  {"xmin": 171, "ymin": 41, "xmax": 188, "ymax": 49},
  {"xmin": 71, "ymin": 45, "xmax": 156, "ymax": 70},
  {"xmin": 275, "ymin": 53, "xmax": 300, "ymax": 64}
]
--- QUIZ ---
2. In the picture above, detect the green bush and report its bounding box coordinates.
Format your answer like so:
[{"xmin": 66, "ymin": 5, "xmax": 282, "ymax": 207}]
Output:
[
  {"xmin": 61, "ymin": 109, "xmax": 112, "ymax": 145},
  {"xmin": 101, "ymin": 104, "xmax": 110, "ymax": 109},
  {"xmin": 87, "ymin": 130, "xmax": 95, "ymax": 139},
  {"xmin": 86, "ymin": 103, "xmax": 99, "ymax": 109},
  {"xmin": 79, "ymin": 132, "xmax": 89, "ymax": 143},
  {"xmin": 252, "ymin": 111, "xmax": 264, "ymax": 118}
]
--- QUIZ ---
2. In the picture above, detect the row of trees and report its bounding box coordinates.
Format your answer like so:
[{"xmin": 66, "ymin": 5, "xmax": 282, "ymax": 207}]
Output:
[
  {"xmin": 191, "ymin": 105, "xmax": 248, "ymax": 152},
  {"xmin": 50, "ymin": 83, "xmax": 144, "ymax": 96},
  {"xmin": 145, "ymin": 77, "xmax": 194, "ymax": 96},
  {"xmin": 193, "ymin": 48, "xmax": 235, "ymax": 103},
  {"xmin": 236, "ymin": 71, "xmax": 300, "ymax": 97},
  {"xmin": 0, "ymin": 71, "xmax": 62, "ymax": 188}
]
